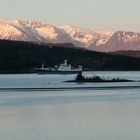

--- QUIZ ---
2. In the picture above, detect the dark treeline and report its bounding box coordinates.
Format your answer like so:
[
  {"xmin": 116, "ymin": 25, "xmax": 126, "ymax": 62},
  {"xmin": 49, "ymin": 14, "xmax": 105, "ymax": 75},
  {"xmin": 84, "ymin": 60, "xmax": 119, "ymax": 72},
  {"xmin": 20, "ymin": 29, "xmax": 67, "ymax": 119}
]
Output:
[
  {"xmin": 108, "ymin": 50, "xmax": 140, "ymax": 58},
  {"xmin": 0, "ymin": 39, "xmax": 140, "ymax": 73}
]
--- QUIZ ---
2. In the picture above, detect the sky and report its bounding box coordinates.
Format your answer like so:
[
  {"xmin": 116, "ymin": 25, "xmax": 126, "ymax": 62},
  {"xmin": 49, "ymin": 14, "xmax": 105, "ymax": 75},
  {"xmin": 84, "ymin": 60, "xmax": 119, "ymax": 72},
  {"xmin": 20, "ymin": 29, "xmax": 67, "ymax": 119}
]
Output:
[{"xmin": 0, "ymin": 0, "xmax": 140, "ymax": 32}]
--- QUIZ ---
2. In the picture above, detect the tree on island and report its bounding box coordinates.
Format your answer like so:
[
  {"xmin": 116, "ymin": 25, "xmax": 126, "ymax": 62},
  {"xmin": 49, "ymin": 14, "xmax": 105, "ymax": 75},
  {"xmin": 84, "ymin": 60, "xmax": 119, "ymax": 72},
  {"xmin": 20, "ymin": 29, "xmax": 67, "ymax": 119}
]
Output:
[{"xmin": 76, "ymin": 73, "xmax": 85, "ymax": 81}]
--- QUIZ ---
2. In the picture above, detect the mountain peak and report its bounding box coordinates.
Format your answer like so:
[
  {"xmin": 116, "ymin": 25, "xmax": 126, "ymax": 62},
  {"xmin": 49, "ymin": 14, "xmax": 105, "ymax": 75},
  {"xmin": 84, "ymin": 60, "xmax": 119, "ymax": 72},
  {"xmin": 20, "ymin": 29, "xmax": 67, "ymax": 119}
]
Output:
[{"xmin": 14, "ymin": 19, "xmax": 30, "ymax": 25}]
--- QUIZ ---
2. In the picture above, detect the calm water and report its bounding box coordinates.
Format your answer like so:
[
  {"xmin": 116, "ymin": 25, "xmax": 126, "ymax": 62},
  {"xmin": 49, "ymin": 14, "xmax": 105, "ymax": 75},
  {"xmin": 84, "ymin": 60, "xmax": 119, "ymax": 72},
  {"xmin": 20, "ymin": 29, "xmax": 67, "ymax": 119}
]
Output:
[{"xmin": 0, "ymin": 71, "xmax": 140, "ymax": 140}]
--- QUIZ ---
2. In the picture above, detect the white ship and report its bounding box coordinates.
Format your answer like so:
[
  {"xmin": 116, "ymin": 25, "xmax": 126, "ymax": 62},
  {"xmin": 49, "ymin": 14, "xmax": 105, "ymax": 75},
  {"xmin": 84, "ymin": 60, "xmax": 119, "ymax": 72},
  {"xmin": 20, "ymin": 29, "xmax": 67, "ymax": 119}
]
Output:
[{"xmin": 36, "ymin": 60, "xmax": 82, "ymax": 74}]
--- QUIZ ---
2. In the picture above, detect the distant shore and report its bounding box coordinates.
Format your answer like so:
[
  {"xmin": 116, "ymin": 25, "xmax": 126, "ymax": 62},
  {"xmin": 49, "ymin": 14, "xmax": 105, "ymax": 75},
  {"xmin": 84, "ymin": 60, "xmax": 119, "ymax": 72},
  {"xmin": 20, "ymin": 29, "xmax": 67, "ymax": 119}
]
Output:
[{"xmin": 0, "ymin": 40, "xmax": 140, "ymax": 73}]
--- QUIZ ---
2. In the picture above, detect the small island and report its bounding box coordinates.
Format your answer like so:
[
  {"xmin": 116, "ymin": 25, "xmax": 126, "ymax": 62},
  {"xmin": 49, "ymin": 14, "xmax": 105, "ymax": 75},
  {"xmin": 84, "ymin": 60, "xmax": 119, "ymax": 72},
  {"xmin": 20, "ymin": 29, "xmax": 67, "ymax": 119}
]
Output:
[{"xmin": 66, "ymin": 73, "xmax": 134, "ymax": 83}]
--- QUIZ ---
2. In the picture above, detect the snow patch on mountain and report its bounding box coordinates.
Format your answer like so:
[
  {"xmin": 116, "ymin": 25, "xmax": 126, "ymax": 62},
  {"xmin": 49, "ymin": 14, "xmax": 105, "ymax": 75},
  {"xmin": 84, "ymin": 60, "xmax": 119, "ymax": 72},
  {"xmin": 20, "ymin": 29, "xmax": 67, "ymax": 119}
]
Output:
[
  {"xmin": 59, "ymin": 25, "xmax": 113, "ymax": 48},
  {"xmin": 0, "ymin": 19, "xmax": 26, "ymax": 40},
  {"xmin": 0, "ymin": 19, "xmax": 47, "ymax": 42},
  {"xmin": 95, "ymin": 31, "xmax": 140, "ymax": 52}
]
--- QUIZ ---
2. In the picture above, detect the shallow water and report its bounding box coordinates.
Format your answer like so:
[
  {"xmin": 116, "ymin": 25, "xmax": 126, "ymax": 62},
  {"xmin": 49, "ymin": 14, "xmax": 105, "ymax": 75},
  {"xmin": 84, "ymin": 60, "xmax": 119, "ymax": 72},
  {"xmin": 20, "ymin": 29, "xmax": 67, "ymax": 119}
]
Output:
[{"xmin": 0, "ymin": 72, "xmax": 140, "ymax": 140}]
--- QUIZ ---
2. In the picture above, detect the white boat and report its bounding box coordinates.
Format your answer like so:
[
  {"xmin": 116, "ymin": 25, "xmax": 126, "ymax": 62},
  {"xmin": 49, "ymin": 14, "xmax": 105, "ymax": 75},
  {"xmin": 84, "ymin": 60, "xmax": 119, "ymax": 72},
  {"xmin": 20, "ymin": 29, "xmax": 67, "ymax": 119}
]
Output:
[{"xmin": 36, "ymin": 60, "xmax": 82, "ymax": 74}]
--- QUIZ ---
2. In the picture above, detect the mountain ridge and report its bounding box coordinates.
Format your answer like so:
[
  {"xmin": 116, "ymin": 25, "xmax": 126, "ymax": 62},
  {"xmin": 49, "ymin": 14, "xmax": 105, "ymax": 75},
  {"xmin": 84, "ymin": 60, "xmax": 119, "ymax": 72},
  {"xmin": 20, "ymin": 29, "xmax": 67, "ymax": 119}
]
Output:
[{"xmin": 0, "ymin": 19, "xmax": 140, "ymax": 52}]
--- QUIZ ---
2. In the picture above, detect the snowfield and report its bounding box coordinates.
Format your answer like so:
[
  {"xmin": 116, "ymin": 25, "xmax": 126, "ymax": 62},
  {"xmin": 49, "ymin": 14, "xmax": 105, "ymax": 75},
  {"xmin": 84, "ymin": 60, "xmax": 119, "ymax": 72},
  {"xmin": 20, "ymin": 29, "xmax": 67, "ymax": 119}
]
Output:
[{"xmin": 0, "ymin": 19, "xmax": 140, "ymax": 52}]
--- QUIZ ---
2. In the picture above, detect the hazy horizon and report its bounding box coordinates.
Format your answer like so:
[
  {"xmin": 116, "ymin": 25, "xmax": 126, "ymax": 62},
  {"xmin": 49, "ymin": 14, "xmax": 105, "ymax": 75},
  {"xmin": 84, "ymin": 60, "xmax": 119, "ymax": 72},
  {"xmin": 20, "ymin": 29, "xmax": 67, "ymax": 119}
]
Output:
[{"xmin": 0, "ymin": 0, "xmax": 140, "ymax": 32}]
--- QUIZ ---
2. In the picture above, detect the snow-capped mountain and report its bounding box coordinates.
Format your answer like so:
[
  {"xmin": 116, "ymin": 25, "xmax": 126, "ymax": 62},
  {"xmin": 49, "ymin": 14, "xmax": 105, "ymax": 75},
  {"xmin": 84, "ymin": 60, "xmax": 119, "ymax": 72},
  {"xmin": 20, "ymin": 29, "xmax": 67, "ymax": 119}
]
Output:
[
  {"xmin": 0, "ymin": 18, "xmax": 140, "ymax": 52},
  {"xmin": 0, "ymin": 19, "xmax": 47, "ymax": 42},
  {"xmin": 94, "ymin": 31, "xmax": 140, "ymax": 52}
]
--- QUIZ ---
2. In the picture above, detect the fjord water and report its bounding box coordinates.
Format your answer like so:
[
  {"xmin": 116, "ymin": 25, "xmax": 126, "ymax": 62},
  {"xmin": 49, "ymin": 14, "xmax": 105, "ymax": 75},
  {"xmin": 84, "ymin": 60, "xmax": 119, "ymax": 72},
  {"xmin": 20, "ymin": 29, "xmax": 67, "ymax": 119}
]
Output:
[{"xmin": 0, "ymin": 71, "xmax": 140, "ymax": 140}]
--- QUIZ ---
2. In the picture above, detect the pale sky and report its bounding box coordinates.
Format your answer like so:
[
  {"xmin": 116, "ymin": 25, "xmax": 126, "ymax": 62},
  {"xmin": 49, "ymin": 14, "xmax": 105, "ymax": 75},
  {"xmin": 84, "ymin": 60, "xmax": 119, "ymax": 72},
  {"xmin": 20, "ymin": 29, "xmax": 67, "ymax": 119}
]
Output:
[{"xmin": 0, "ymin": 0, "xmax": 140, "ymax": 32}]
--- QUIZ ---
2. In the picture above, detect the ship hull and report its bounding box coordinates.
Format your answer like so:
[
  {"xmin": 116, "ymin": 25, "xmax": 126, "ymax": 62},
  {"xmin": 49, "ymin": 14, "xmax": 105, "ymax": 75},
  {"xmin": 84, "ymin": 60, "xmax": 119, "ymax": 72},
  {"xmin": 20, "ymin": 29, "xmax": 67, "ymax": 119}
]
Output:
[{"xmin": 36, "ymin": 69, "xmax": 82, "ymax": 74}]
